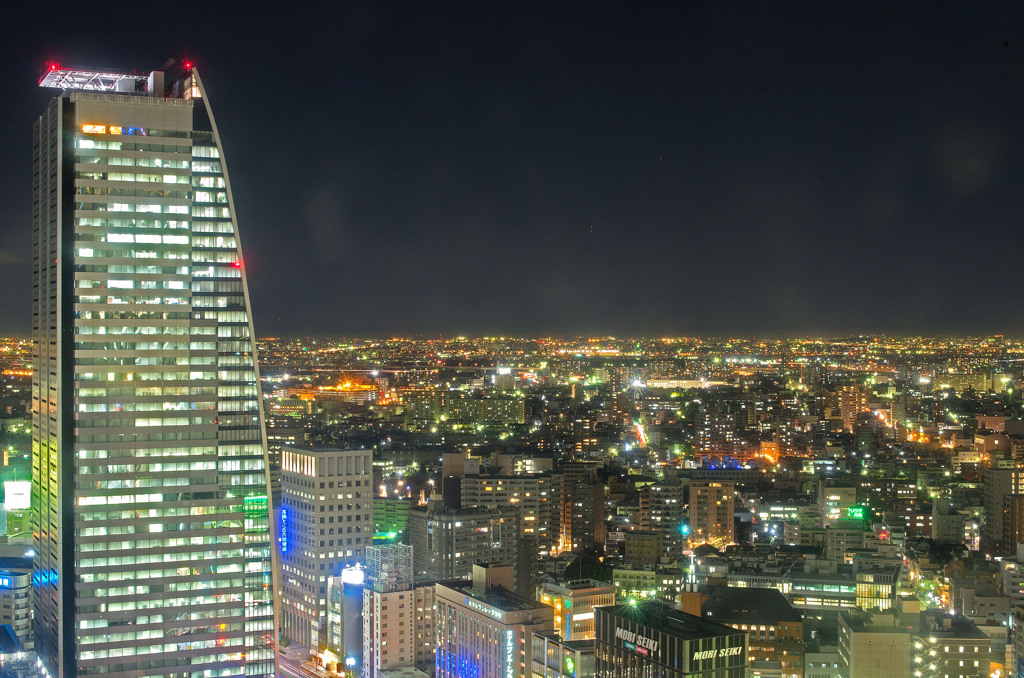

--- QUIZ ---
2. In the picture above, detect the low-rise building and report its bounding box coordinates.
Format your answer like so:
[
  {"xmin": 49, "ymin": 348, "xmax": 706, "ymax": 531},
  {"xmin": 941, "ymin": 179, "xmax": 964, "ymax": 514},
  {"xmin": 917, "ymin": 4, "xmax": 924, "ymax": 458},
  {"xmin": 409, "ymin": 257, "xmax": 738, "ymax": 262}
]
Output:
[
  {"xmin": 595, "ymin": 600, "xmax": 748, "ymax": 677},
  {"xmin": 694, "ymin": 557, "xmax": 901, "ymax": 612},
  {"xmin": 838, "ymin": 610, "xmax": 911, "ymax": 678},
  {"xmin": 611, "ymin": 565, "xmax": 684, "ymax": 603},
  {"xmin": 804, "ymin": 645, "xmax": 842, "ymax": 678},
  {"xmin": 536, "ymin": 579, "xmax": 615, "ymax": 641},
  {"xmin": 531, "ymin": 631, "xmax": 595, "ymax": 678},
  {"xmin": 701, "ymin": 586, "xmax": 804, "ymax": 678},
  {"xmin": 911, "ymin": 610, "xmax": 991, "ymax": 678},
  {"xmin": 0, "ymin": 554, "xmax": 32, "ymax": 651}
]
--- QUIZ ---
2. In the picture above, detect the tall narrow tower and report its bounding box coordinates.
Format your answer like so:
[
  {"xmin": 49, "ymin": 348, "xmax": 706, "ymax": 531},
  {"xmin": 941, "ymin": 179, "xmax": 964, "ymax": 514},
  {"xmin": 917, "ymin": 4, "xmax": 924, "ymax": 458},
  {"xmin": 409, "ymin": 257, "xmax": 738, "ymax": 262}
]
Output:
[{"xmin": 32, "ymin": 64, "xmax": 276, "ymax": 678}]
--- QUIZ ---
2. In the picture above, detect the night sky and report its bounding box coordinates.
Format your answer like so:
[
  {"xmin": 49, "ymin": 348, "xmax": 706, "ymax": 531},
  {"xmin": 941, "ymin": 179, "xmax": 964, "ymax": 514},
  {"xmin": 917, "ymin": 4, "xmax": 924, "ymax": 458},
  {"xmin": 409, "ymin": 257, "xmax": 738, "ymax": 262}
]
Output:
[{"xmin": 3, "ymin": 3, "xmax": 1024, "ymax": 337}]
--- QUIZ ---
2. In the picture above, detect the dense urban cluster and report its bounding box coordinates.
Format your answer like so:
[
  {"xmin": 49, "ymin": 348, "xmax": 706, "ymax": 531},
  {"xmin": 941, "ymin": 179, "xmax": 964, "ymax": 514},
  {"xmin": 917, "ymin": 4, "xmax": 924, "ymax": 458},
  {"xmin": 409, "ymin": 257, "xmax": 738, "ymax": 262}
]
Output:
[{"xmin": 9, "ymin": 331, "xmax": 1024, "ymax": 677}]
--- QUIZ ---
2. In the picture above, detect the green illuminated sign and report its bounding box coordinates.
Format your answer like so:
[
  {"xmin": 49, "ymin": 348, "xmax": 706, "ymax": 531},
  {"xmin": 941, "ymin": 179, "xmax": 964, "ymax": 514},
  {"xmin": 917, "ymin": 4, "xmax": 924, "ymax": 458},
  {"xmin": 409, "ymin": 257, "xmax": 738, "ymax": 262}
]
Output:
[
  {"xmin": 564, "ymin": 599, "xmax": 571, "ymax": 608},
  {"xmin": 564, "ymin": 656, "xmax": 575, "ymax": 676},
  {"xmin": 846, "ymin": 506, "xmax": 866, "ymax": 520}
]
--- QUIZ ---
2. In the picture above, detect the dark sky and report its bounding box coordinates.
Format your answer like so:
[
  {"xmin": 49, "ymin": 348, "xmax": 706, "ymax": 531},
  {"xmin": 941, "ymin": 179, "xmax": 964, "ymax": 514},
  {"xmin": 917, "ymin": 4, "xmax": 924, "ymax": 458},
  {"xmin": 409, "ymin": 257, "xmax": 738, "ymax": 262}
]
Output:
[{"xmin": 3, "ymin": 2, "xmax": 1024, "ymax": 337}]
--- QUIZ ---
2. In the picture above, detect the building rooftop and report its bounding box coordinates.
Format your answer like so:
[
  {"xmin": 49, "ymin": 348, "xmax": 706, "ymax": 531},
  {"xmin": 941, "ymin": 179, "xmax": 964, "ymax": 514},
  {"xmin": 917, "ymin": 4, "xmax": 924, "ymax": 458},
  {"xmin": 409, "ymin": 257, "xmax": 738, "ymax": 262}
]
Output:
[
  {"xmin": 286, "ymin": 445, "xmax": 366, "ymax": 454},
  {"xmin": 532, "ymin": 631, "xmax": 594, "ymax": 652},
  {"xmin": 0, "ymin": 557, "xmax": 32, "ymax": 572},
  {"xmin": 839, "ymin": 610, "xmax": 909, "ymax": 633},
  {"xmin": 39, "ymin": 66, "xmax": 151, "ymax": 92},
  {"xmin": 702, "ymin": 586, "xmax": 803, "ymax": 624},
  {"xmin": 542, "ymin": 578, "xmax": 613, "ymax": 591},
  {"xmin": 413, "ymin": 503, "xmax": 517, "ymax": 518},
  {"xmin": 919, "ymin": 611, "xmax": 988, "ymax": 640},
  {"xmin": 440, "ymin": 579, "xmax": 550, "ymax": 614},
  {"xmin": 600, "ymin": 601, "xmax": 744, "ymax": 641},
  {"xmin": 380, "ymin": 667, "xmax": 430, "ymax": 678}
]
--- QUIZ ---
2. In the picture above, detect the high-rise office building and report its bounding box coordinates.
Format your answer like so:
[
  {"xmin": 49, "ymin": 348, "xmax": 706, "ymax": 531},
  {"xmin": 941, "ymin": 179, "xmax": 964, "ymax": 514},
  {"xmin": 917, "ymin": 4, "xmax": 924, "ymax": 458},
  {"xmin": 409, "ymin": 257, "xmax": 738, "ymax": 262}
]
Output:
[
  {"xmin": 983, "ymin": 462, "xmax": 1024, "ymax": 556},
  {"xmin": 461, "ymin": 473, "xmax": 556, "ymax": 553},
  {"xmin": 407, "ymin": 500, "xmax": 520, "ymax": 581},
  {"xmin": 279, "ymin": 446, "xmax": 372, "ymax": 650},
  {"xmin": 32, "ymin": 65, "xmax": 275, "ymax": 677}
]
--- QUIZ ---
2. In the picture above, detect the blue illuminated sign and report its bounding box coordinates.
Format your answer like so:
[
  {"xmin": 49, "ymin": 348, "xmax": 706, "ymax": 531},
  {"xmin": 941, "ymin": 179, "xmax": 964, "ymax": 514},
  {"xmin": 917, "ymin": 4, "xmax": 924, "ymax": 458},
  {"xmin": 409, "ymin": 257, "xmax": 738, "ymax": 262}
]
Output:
[
  {"xmin": 280, "ymin": 509, "xmax": 289, "ymax": 553},
  {"xmin": 0, "ymin": 577, "xmax": 10, "ymax": 588}
]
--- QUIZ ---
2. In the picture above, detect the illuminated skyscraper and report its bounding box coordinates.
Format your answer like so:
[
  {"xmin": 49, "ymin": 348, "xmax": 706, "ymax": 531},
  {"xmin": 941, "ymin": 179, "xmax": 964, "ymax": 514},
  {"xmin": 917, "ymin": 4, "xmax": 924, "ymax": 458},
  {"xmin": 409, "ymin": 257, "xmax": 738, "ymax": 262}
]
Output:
[{"xmin": 32, "ymin": 64, "xmax": 275, "ymax": 678}]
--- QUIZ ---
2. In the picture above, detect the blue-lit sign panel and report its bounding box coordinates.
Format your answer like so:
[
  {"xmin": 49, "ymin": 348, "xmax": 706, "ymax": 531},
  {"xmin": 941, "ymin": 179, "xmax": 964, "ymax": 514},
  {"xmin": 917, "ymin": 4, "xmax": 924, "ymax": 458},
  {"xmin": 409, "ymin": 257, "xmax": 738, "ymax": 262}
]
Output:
[
  {"xmin": 280, "ymin": 508, "xmax": 289, "ymax": 553},
  {"xmin": 0, "ymin": 577, "xmax": 10, "ymax": 588},
  {"xmin": 80, "ymin": 124, "xmax": 147, "ymax": 135}
]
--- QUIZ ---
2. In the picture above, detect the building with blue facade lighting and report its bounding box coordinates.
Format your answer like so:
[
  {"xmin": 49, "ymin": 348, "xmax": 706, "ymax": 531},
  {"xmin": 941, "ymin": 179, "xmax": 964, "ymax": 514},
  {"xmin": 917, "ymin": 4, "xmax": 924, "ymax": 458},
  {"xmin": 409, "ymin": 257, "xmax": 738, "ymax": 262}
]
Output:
[
  {"xmin": 435, "ymin": 564, "xmax": 553, "ymax": 678},
  {"xmin": 280, "ymin": 446, "xmax": 372, "ymax": 650}
]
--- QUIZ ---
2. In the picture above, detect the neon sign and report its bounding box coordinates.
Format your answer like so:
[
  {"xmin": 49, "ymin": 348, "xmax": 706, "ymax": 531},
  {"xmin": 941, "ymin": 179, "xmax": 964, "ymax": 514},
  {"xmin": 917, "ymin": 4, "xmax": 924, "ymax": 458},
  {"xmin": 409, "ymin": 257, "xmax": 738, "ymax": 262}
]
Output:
[
  {"xmin": 80, "ymin": 124, "xmax": 147, "ymax": 135},
  {"xmin": 847, "ymin": 506, "xmax": 867, "ymax": 520},
  {"xmin": 0, "ymin": 577, "xmax": 9, "ymax": 588},
  {"xmin": 465, "ymin": 597, "xmax": 504, "ymax": 620},
  {"xmin": 505, "ymin": 630, "xmax": 514, "ymax": 678},
  {"xmin": 692, "ymin": 647, "xmax": 742, "ymax": 661},
  {"xmin": 615, "ymin": 626, "xmax": 659, "ymax": 653},
  {"xmin": 280, "ymin": 508, "xmax": 288, "ymax": 553}
]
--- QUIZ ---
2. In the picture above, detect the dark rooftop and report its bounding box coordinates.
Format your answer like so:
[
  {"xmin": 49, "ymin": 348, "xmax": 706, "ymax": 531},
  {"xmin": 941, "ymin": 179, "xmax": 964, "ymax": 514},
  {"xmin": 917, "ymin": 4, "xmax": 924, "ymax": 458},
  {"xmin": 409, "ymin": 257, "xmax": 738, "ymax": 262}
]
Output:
[
  {"xmin": 439, "ymin": 579, "xmax": 549, "ymax": 613},
  {"xmin": 702, "ymin": 586, "xmax": 802, "ymax": 624},
  {"xmin": 599, "ymin": 601, "xmax": 744, "ymax": 641},
  {"xmin": 919, "ymin": 611, "xmax": 988, "ymax": 640},
  {"xmin": 0, "ymin": 558, "xmax": 31, "ymax": 572},
  {"xmin": 0, "ymin": 625, "xmax": 21, "ymax": 654}
]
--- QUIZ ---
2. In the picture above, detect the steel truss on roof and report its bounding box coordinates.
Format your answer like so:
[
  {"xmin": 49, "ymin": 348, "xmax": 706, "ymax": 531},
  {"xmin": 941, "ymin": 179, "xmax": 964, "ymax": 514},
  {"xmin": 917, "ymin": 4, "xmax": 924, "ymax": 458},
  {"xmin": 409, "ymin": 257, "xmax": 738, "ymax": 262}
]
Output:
[{"xmin": 39, "ymin": 68, "xmax": 148, "ymax": 92}]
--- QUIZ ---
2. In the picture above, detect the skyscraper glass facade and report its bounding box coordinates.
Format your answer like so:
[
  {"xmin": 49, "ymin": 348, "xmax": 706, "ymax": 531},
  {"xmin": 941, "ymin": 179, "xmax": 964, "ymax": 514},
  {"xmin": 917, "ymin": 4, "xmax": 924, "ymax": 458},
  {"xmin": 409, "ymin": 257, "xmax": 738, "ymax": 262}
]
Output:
[{"xmin": 32, "ymin": 66, "xmax": 274, "ymax": 678}]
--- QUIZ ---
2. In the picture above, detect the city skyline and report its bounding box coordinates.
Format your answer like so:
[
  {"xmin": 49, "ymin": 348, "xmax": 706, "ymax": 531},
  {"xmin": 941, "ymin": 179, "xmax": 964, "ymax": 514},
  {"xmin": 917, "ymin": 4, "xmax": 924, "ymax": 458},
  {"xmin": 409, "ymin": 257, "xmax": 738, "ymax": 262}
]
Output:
[
  {"xmin": 4, "ymin": 323, "xmax": 1024, "ymax": 675},
  {"xmin": 9, "ymin": 6, "xmax": 1024, "ymax": 677},
  {"xmin": 4, "ymin": 3, "xmax": 1024, "ymax": 337}
]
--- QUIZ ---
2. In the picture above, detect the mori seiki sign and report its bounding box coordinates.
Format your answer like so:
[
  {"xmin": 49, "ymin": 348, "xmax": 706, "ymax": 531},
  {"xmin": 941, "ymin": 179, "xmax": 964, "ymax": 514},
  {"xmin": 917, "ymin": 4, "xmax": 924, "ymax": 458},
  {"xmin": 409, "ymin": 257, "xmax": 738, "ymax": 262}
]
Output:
[
  {"xmin": 615, "ymin": 626, "xmax": 659, "ymax": 655},
  {"xmin": 692, "ymin": 646, "xmax": 743, "ymax": 661}
]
